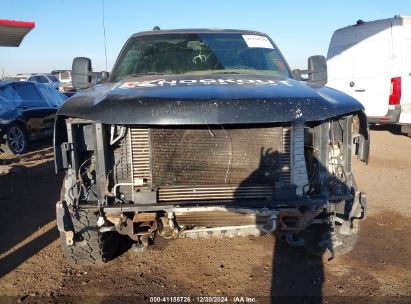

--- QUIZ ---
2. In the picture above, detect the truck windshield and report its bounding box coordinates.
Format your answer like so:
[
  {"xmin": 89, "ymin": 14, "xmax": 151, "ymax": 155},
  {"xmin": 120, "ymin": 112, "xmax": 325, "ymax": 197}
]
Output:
[{"xmin": 110, "ymin": 33, "xmax": 292, "ymax": 82}]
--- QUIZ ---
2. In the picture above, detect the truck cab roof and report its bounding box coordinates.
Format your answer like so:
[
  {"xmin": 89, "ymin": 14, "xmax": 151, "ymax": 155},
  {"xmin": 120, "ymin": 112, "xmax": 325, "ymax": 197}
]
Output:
[{"xmin": 130, "ymin": 28, "xmax": 268, "ymax": 38}]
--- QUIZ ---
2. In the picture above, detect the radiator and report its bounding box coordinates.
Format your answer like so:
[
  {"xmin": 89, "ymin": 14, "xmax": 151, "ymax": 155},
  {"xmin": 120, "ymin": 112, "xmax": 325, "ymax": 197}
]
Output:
[{"xmin": 125, "ymin": 125, "xmax": 291, "ymax": 202}]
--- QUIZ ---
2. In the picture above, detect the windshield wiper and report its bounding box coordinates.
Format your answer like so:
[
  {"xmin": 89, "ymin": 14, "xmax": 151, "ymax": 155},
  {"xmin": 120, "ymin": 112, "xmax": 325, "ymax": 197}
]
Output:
[
  {"xmin": 208, "ymin": 71, "xmax": 243, "ymax": 75},
  {"xmin": 116, "ymin": 72, "xmax": 166, "ymax": 81}
]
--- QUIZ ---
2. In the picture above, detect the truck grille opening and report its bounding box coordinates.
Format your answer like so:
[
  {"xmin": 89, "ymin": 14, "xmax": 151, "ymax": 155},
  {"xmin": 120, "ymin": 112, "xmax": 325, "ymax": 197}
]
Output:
[
  {"xmin": 126, "ymin": 125, "xmax": 290, "ymax": 202},
  {"xmin": 174, "ymin": 210, "xmax": 272, "ymax": 227}
]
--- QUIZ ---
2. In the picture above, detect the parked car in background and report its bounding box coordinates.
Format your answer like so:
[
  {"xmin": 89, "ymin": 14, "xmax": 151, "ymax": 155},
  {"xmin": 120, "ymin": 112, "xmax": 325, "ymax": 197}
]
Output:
[
  {"xmin": 0, "ymin": 80, "xmax": 67, "ymax": 157},
  {"xmin": 51, "ymin": 70, "xmax": 76, "ymax": 93},
  {"xmin": 8, "ymin": 73, "xmax": 61, "ymax": 90},
  {"xmin": 327, "ymin": 15, "xmax": 411, "ymax": 136},
  {"xmin": 29, "ymin": 74, "xmax": 61, "ymax": 90},
  {"xmin": 8, "ymin": 73, "xmax": 32, "ymax": 81}
]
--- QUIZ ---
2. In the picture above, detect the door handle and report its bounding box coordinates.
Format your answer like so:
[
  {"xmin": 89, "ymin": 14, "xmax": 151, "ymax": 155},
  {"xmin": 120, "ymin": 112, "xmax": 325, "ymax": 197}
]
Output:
[
  {"xmin": 18, "ymin": 105, "xmax": 29, "ymax": 109},
  {"xmin": 355, "ymin": 88, "xmax": 366, "ymax": 92}
]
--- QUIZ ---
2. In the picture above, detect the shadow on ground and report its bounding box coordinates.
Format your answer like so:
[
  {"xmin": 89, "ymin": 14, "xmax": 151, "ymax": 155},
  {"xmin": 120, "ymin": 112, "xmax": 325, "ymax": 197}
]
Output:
[
  {"xmin": 0, "ymin": 139, "xmax": 63, "ymax": 278},
  {"xmin": 233, "ymin": 147, "xmax": 326, "ymax": 302},
  {"xmin": 271, "ymin": 239, "xmax": 324, "ymax": 303},
  {"xmin": 370, "ymin": 124, "xmax": 407, "ymax": 137}
]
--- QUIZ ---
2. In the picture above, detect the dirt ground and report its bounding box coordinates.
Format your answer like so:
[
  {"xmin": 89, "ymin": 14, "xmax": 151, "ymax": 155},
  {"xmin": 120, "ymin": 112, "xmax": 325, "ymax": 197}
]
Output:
[{"xmin": 0, "ymin": 126, "xmax": 410, "ymax": 304}]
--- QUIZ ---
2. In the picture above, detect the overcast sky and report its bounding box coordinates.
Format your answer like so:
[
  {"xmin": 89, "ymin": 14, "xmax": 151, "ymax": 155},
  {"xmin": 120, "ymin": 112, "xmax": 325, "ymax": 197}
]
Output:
[{"xmin": 0, "ymin": 0, "xmax": 409, "ymax": 76}]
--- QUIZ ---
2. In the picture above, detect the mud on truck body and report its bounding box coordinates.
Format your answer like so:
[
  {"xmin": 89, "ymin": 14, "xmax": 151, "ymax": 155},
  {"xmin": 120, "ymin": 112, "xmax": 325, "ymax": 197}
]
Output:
[{"xmin": 54, "ymin": 29, "xmax": 369, "ymax": 265}]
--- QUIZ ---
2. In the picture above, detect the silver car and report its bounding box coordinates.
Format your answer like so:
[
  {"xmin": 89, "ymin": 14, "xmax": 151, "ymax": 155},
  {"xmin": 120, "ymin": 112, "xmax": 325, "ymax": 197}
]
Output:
[
  {"xmin": 28, "ymin": 74, "xmax": 60, "ymax": 90},
  {"xmin": 9, "ymin": 73, "xmax": 61, "ymax": 90}
]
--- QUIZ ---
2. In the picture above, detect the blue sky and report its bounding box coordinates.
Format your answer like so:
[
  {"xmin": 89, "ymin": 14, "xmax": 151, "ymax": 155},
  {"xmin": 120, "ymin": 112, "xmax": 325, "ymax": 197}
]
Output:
[{"xmin": 0, "ymin": 0, "xmax": 409, "ymax": 76}]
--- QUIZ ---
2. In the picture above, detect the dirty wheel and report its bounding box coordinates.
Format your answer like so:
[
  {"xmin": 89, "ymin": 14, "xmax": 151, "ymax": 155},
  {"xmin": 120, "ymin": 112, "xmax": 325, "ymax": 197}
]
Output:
[
  {"xmin": 304, "ymin": 179, "xmax": 363, "ymax": 258},
  {"xmin": 302, "ymin": 222, "xmax": 360, "ymax": 258},
  {"xmin": 59, "ymin": 209, "xmax": 119, "ymax": 265},
  {"xmin": 0, "ymin": 123, "xmax": 28, "ymax": 158},
  {"xmin": 59, "ymin": 175, "xmax": 119, "ymax": 265},
  {"xmin": 331, "ymin": 222, "xmax": 360, "ymax": 256},
  {"xmin": 301, "ymin": 223, "xmax": 329, "ymax": 257}
]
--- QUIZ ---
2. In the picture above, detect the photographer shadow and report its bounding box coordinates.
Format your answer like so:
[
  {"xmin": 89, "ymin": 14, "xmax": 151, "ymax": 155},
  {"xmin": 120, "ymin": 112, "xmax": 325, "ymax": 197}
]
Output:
[{"xmin": 234, "ymin": 147, "xmax": 325, "ymax": 303}]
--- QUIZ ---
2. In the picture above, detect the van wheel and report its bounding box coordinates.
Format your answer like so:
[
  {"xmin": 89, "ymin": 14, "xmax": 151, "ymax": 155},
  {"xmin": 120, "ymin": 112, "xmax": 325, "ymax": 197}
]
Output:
[
  {"xmin": 0, "ymin": 124, "xmax": 28, "ymax": 158},
  {"xmin": 401, "ymin": 125, "xmax": 411, "ymax": 137}
]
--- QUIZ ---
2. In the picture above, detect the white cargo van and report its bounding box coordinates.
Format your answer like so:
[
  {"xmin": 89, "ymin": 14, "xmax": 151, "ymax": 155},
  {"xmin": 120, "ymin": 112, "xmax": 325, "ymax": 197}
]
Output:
[{"xmin": 326, "ymin": 16, "xmax": 411, "ymax": 136}]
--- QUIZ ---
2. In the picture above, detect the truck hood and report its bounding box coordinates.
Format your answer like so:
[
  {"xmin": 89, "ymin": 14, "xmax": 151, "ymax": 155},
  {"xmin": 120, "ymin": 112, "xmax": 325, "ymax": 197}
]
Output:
[{"xmin": 58, "ymin": 74, "xmax": 364, "ymax": 125}]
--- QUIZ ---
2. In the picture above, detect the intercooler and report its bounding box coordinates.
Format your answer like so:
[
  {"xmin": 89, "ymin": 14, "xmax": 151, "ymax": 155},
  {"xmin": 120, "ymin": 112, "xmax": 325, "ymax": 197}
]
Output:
[
  {"xmin": 115, "ymin": 125, "xmax": 291, "ymax": 202},
  {"xmin": 173, "ymin": 210, "xmax": 272, "ymax": 227}
]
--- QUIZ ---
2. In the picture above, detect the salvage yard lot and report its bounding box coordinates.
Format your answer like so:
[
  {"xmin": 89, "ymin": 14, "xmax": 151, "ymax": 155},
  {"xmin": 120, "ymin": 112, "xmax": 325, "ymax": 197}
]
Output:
[{"xmin": 0, "ymin": 127, "xmax": 410, "ymax": 303}]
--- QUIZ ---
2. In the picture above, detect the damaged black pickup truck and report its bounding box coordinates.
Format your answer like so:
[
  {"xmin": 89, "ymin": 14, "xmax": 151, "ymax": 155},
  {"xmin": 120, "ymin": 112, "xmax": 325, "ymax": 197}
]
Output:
[{"xmin": 54, "ymin": 28, "xmax": 369, "ymax": 265}]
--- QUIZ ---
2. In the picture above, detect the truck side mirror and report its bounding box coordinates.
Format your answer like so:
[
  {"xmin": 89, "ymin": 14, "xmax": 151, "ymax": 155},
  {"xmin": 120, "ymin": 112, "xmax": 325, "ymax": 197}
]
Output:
[
  {"xmin": 72, "ymin": 57, "xmax": 93, "ymax": 89},
  {"xmin": 307, "ymin": 55, "xmax": 327, "ymax": 86}
]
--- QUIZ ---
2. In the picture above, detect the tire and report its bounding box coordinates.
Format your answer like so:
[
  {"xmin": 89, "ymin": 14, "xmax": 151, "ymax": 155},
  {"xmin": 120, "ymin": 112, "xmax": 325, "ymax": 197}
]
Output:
[
  {"xmin": 400, "ymin": 125, "xmax": 411, "ymax": 137},
  {"xmin": 303, "ymin": 163, "xmax": 363, "ymax": 257},
  {"xmin": 302, "ymin": 223, "xmax": 329, "ymax": 257},
  {"xmin": 302, "ymin": 222, "xmax": 360, "ymax": 258},
  {"xmin": 59, "ymin": 175, "xmax": 119, "ymax": 265},
  {"xmin": 303, "ymin": 178, "xmax": 361, "ymax": 258},
  {"xmin": 59, "ymin": 209, "xmax": 119, "ymax": 265},
  {"xmin": 331, "ymin": 223, "xmax": 360, "ymax": 256},
  {"xmin": 0, "ymin": 123, "xmax": 28, "ymax": 158}
]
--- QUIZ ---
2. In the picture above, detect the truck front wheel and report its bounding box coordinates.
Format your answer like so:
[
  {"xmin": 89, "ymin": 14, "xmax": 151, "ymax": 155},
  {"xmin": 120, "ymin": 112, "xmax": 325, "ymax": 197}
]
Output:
[
  {"xmin": 302, "ymin": 221, "xmax": 360, "ymax": 258},
  {"xmin": 59, "ymin": 208, "xmax": 119, "ymax": 265}
]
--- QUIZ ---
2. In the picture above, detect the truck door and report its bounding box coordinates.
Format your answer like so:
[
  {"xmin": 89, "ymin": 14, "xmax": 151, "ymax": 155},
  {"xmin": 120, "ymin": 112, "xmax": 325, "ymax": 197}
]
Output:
[{"xmin": 350, "ymin": 20, "xmax": 393, "ymax": 118}]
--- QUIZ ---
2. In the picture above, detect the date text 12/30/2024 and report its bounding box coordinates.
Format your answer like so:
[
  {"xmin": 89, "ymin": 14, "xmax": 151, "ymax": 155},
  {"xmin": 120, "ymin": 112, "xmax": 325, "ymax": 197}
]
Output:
[{"xmin": 149, "ymin": 296, "xmax": 258, "ymax": 303}]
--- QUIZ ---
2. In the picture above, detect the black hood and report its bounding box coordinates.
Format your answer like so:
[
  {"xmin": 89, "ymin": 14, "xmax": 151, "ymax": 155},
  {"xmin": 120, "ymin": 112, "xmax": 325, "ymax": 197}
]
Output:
[{"xmin": 58, "ymin": 74, "xmax": 364, "ymax": 125}]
